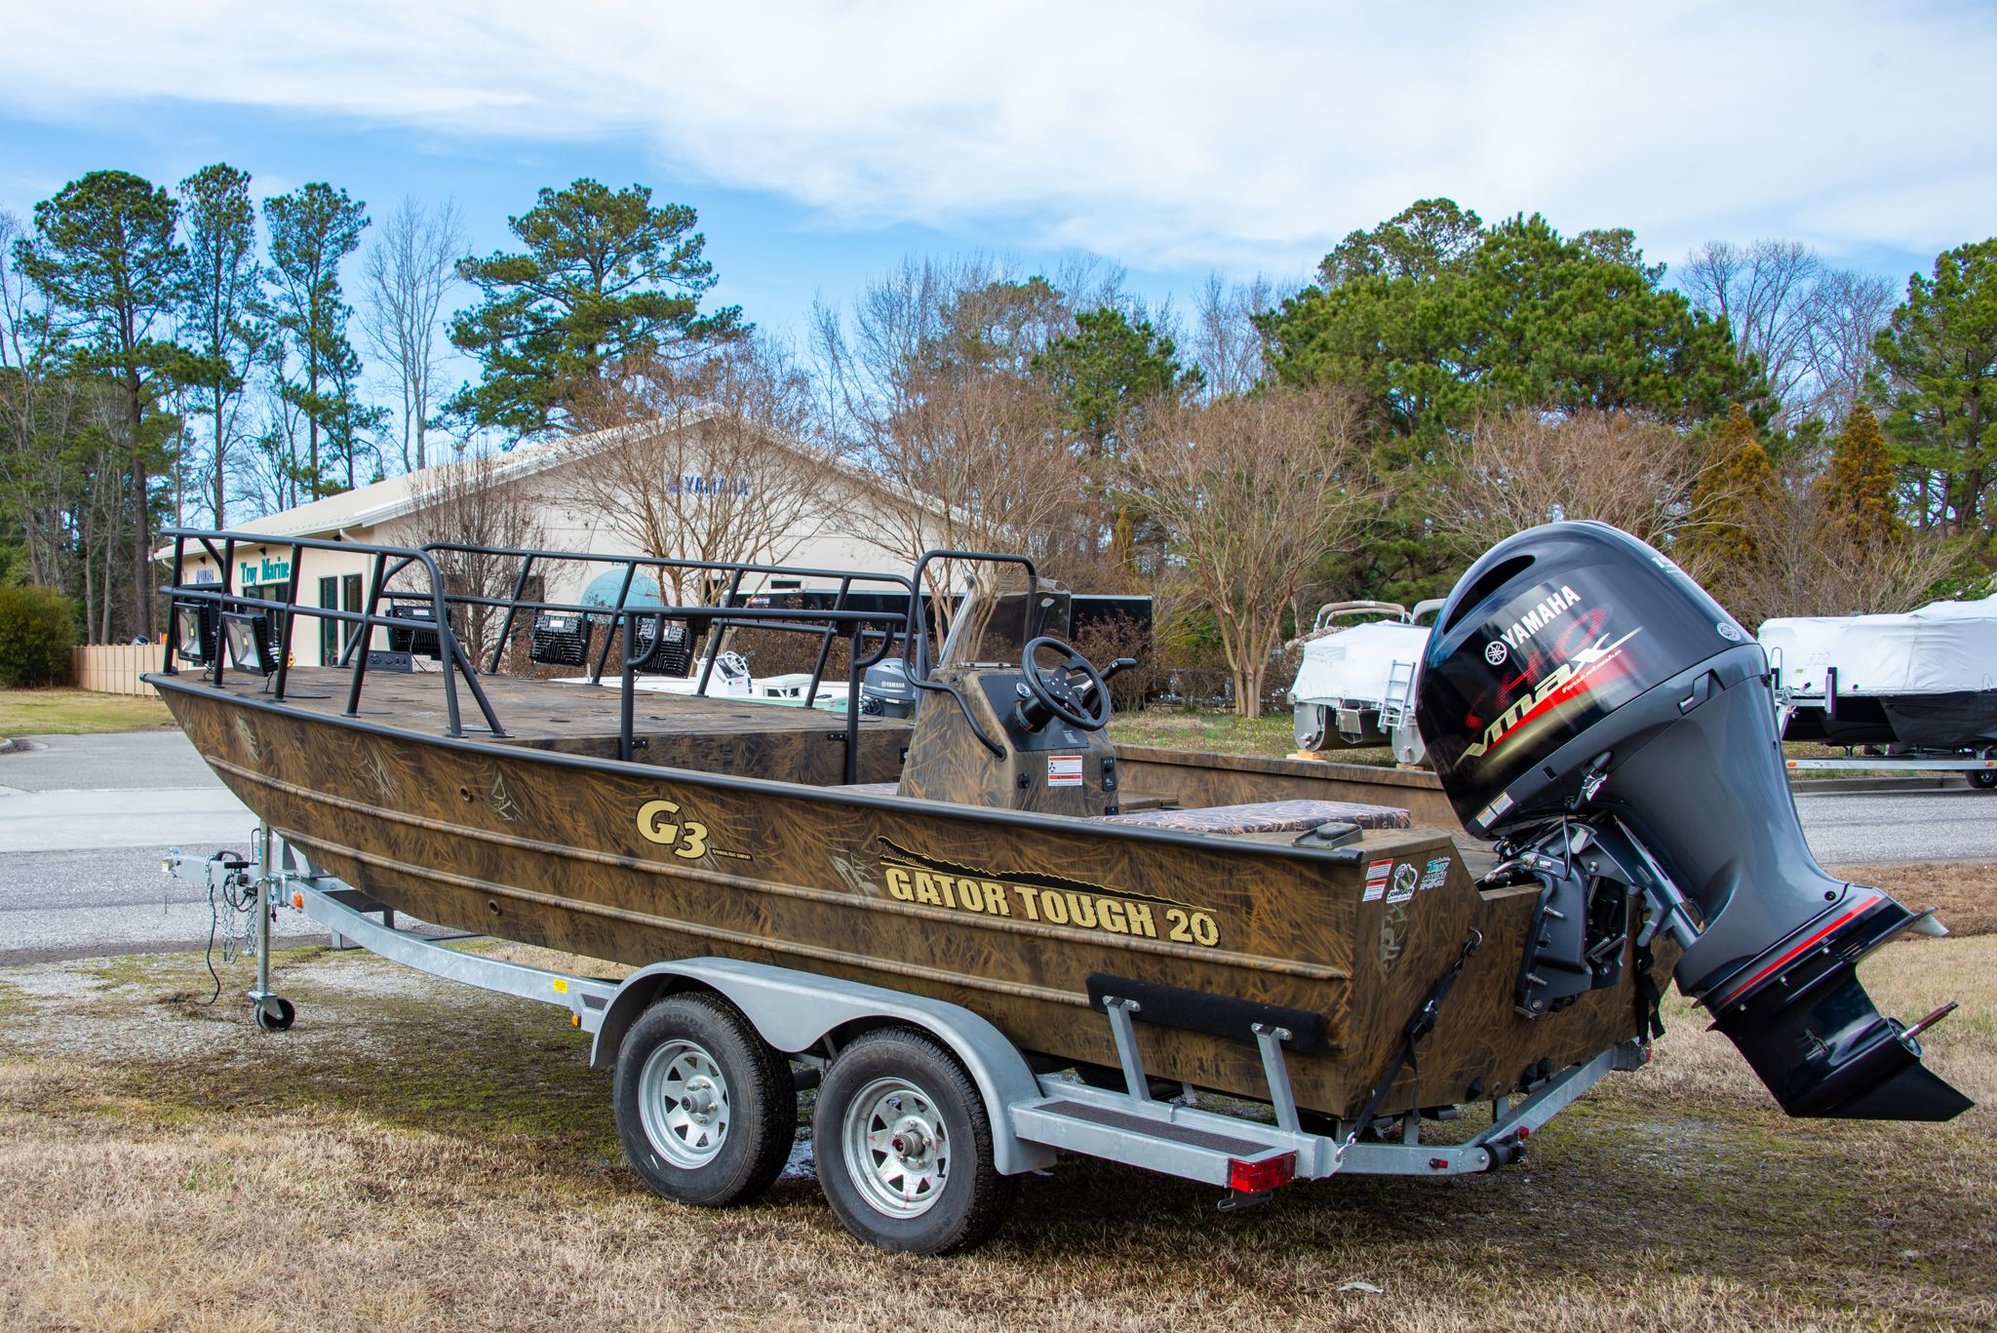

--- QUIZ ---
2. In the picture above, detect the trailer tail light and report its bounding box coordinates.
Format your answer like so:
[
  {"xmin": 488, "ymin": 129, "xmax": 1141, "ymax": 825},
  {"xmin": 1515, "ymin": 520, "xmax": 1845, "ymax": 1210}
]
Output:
[
  {"xmin": 1228, "ymin": 1151, "xmax": 1296, "ymax": 1194},
  {"xmin": 291, "ymin": 892, "xmax": 304, "ymax": 910}
]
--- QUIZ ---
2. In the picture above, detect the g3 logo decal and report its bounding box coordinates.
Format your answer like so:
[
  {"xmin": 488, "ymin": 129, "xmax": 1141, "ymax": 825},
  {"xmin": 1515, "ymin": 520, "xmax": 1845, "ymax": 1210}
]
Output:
[{"xmin": 636, "ymin": 799, "xmax": 710, "ymax": 860}]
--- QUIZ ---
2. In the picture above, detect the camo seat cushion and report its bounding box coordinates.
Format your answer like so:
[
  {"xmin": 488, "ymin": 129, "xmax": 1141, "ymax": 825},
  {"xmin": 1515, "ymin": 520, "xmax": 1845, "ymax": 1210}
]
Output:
[{"xmin": 1093, "ymin": 799, "xmax": 1410, "ymax": 835}]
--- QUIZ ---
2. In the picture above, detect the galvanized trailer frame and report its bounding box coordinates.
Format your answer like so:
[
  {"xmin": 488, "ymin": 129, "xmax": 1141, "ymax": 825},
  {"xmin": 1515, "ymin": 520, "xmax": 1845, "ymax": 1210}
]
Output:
[
  {"xmin": 249, "ymin": 826, "xmax": 1632, "ymax": 1238},
  {"xmin": 1784, "ymin": 754, "xmax": 1997, "ymax": 784}
]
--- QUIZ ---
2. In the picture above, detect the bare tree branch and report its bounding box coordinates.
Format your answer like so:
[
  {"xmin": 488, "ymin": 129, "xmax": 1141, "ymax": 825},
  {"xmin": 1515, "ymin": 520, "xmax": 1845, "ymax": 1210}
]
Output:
[
  {"xmin": 1189, "ymin": 272, "xmax": 1273, "ymax": 398},
  {"xmin": 1442, "ymin": 409, "xmax": 1711, "ymax": 551},
  {"xmin": 1801, "ymin": 268, "xmax": 1896, "ymax": 428},
  {"xmin": 1682, "ymin": 239, "xmax": 1822, "ymax": 428},
  {"xmin": 397, "ymin": 444, "xmax": 564, "ymax": 663},
  {"xmin": 361, "ymin": 196, "xmax": 464, "ymax": 474},
  {"xmin": 1129, "ymin": 385, "xmax": 1369, "ymax": 716},
  {"xmin": 562, "ymin": 335, "xmax": 849, "ymax": 601}
]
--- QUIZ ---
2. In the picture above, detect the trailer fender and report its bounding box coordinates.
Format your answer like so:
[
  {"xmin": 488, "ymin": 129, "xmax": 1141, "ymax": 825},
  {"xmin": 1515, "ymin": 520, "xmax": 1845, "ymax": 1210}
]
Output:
[{"xmin": 591, "ymin": 957, "xmax": 1056, "ymax": 1175}]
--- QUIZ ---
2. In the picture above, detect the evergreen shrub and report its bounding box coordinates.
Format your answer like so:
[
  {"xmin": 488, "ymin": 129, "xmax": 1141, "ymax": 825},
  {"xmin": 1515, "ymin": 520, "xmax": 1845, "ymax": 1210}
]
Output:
[{"xmin": 0, "ymin": 584, "xmax": 78, "ymax": 687}]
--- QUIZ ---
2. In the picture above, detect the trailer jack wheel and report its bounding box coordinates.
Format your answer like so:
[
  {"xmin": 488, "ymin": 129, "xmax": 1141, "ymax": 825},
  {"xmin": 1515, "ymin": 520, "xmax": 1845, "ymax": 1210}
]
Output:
[
  {"xmin": 253, "ymin": 996, "xmax": 295, "ymax": 1032},
  {"xmin": 813, "ymin": 1028, "xmax": 1016, "ymax": 1255},
  {"xmin": 614, "ymin": 992, "xmax": 796, "ymax": 1207}
]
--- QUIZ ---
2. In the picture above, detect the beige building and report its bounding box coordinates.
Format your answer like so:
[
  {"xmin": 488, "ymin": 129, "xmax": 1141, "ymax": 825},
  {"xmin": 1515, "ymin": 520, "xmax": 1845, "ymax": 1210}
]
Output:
[{"xmin": 165, "ymin": 412, "xmax": 932, "ymax": 668}]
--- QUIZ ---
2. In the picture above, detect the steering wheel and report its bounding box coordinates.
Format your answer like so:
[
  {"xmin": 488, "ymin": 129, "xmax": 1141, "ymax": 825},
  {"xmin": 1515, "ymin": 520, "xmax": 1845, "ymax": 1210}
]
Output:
[{"xmin": 1017, "ymin": 636, "xmax": 1111, "ymax": 732}]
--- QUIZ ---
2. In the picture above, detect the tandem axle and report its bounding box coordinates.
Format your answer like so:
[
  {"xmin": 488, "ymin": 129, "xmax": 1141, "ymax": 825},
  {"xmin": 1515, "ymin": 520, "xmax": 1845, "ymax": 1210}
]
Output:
[{"xmin": 248, "ymin": 827, "xmax": 1631, "ymax": 1254}]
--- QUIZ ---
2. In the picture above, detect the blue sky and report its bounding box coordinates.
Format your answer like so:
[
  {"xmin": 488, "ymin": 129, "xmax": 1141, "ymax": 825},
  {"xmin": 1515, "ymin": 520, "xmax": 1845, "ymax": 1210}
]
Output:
[{"xmin": 2, "ymin": 1, "xmax": 1991, "ymax": 392}]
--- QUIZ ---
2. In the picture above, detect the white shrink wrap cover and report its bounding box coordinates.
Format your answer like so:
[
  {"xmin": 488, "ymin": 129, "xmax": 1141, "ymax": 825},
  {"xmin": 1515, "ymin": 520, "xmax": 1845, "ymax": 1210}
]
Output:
[
  {"xmin": 1289, "ymin": 620, "xmax": 1431, "ymax": 707},
  {"xmin": 1761, "ymin": 596, "xmax": 1997, "ymax": 698}
]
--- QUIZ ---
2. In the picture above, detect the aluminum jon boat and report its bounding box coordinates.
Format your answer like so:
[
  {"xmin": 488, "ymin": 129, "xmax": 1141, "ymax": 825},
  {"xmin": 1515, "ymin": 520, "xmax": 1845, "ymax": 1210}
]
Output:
[{"xmin": 148, "ymin": 523, "xmax": 1968, "ymax": 1252}]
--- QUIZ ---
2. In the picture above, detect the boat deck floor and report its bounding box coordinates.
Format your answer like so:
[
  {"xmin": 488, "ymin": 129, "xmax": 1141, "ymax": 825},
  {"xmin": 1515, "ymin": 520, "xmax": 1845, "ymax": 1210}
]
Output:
[
  {"xmin": 179, "ymin": 664, "xmax": 903, "ymax": 742},
  {"xmin": 162, "ymin": 664, "xmax": 1492, "ymax": 861}
]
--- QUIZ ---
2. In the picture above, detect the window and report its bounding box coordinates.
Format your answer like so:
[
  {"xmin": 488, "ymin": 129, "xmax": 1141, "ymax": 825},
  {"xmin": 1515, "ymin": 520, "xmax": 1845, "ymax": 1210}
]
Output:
[
  {"xmin": 342, "ymin": 574, "xmax": 364, "ymax": 655},
  {"xmin": 319, "ymin": 577, "xmax": 339, "ymax": 665}
]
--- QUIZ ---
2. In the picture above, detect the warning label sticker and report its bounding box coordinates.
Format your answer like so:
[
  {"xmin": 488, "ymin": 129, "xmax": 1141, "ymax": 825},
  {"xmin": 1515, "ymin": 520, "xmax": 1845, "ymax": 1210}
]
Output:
[
  {"xmin": 1364, "ymin": 858, "xmax": 1392, "ymax": 902},
  {"xmin": 1047, "ymin": 755, "xmax": 1084, "ymax": 787}
]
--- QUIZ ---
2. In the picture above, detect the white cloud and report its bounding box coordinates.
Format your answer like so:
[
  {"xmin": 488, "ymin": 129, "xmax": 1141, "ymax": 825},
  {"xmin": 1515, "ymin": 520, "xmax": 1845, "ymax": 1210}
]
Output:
[{"xmin": 2, "ymin": 0, "xmax": 1990, "ymax": 273}]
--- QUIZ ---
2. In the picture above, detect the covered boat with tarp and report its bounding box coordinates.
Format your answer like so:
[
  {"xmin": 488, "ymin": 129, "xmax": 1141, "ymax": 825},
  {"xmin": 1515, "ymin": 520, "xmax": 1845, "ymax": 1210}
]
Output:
[
  {"xmin": 1761, "ymin": 595, "xmax": 1997, "ymax": 751},
  {"xmin": 1287, "ymin": 600, "xmax": 1438, "ymax": 763}
]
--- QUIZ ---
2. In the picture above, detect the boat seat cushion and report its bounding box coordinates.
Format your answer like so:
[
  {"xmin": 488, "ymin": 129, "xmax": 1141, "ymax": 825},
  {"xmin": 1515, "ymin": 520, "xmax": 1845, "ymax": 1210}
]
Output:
[{"xmin": 1094, "ymin": 798, "xmax": 1410, "ymax": 835}]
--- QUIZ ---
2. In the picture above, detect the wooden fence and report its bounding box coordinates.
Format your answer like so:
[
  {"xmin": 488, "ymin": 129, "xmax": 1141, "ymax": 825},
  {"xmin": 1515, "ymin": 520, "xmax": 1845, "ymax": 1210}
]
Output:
[{"xmin": 70, "ymin": 643, "xmax": 161, "ymax": 697}]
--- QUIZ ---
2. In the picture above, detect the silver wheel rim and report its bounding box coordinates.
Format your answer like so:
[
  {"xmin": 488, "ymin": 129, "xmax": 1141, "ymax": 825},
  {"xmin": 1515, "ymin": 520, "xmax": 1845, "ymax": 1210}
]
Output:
[
  {"xmin": 637, "ymin": 1038, "xmax": 731, "ymax": 1168},
  {"xmin": 842, "ymin": 1075, "xmax": 949, "ymax": 1219}
]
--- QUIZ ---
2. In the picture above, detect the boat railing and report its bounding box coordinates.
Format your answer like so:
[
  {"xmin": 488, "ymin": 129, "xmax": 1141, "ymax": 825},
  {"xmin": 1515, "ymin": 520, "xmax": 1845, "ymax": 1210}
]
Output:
[
  {"xmin": 156, "ymin": 529, "xmax": 917, "ymax": 769},
  {"xmin": 158, "ymin": 527, "xmax": 507, "ymax": 738},
  {"xmin": 419, "ymin": 540, "xmax": 916, "ymax": 704}
]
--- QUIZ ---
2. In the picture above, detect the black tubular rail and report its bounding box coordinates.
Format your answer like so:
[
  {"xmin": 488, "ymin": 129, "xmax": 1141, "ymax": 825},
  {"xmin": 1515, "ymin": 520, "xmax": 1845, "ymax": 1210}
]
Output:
[
  {"xmin": 155, "ymin": 529, "xmax": 919, "ymax": 774},
  {"xmin": 419, "ymin": 540, "xmax": 916, "ymax": 781},
  {"xmin": 159, "ymin": 527, "xmax": 506, "ymax": 738}
]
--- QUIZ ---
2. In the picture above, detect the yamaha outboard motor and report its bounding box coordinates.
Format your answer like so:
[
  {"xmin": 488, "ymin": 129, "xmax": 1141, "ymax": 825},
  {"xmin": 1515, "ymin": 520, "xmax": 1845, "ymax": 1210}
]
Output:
[{"xmin": 1417, "ymin": 521, "xmax": 1970, "ymax": 1122}]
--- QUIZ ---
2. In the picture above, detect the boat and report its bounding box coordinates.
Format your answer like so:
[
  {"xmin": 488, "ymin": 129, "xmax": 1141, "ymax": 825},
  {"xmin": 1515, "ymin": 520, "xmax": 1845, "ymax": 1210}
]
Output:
[
  {"xmin": 1761, "ymin": 596, "xmax": 1997, "ymax": 752},
  {"xmin": 154, "ymin": 531, "xmax": 1628, "ymax": 1121},
  {"xmin": 1287, "ymin": 599, "xmax": 1439, "ymax": 763},
  {"xmin": 148, "ymin": 522, "xmax": 1967, "ymax": 1249}
]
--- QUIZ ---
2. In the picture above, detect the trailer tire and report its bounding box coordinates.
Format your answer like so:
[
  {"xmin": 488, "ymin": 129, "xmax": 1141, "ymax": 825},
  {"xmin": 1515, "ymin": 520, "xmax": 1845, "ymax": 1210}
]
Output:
[
  {"xmin": 1974, "ymin": 751, "xmax": 1997, "ymax": 788},
  {"xmin": 614, "ymin": 992, "xmax": 796, "ymax": 1208},
  {"xmin": 813, "ymin": 1028, "xmax": 1016, "ymax": 1254}
]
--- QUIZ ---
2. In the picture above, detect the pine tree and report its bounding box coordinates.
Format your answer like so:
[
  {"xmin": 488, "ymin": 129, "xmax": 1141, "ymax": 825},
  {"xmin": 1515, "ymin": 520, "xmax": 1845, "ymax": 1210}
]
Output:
[
  {"xmin": 178, "ymin": 163, "xmax": 265, "ymax": 528},
  {"xmin": 1685, "ymin": 404, "xmax": 1781, "ymax": 598},
  {"xmin": 15, "ymin": 170, "xmax": 186, "ymax": 639},
  {"xmin": 1817, "ymin": 404, "xmax": 1902, "ymax": 545},
  {"xmin": 447, "ymin": 179, "xmax": 743, "ymax": 439},
  {"xmin": 265, "ymin": 183, "xmax": 369, "ymax": 499}
]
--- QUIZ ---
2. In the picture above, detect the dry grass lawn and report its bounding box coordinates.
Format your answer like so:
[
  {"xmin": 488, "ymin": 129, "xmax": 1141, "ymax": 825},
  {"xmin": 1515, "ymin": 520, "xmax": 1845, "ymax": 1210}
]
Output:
[
  {"xmin": 2, "ymin": 906, "xmax": 1993, "ymax": 1331},
  {"xmin": 0, "ymin": 687, "xmax": 174, "ymax": 736},
  {"xmin": 1110, "ymin": 708, "xmax": 1348, "ymax": 760},
  {"xmin": 1832, "ymin": 862, "xmax": 1997, "ymax": 938}
]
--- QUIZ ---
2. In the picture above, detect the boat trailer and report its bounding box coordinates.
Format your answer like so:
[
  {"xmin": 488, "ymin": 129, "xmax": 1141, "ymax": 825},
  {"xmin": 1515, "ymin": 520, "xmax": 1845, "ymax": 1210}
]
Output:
[
  {"xmin": 232, "ymin": 823, "xmax": 1636, "ymax": 1251},
  {"xmin": 1784, "ymin": 752, "xmax": 1997, "ymax": 787}
]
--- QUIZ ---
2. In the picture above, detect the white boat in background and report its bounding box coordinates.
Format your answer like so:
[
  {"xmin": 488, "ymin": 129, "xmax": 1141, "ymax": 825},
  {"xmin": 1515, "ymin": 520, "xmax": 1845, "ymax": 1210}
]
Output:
[
  {"xmin": 1287, "ymin": 600, "xmax": 1440, "ymax": 764},
  {"xmin": 1760, "ymin": 594, "xmax": 1997, "ymax": 755}
]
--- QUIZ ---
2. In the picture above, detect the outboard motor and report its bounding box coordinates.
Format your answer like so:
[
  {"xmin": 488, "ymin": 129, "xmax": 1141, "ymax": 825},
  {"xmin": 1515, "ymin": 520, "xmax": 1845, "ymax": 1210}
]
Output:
[{"xmin": 1416, "ymin": 521, "xmax": 1970, "ymax": 1122}]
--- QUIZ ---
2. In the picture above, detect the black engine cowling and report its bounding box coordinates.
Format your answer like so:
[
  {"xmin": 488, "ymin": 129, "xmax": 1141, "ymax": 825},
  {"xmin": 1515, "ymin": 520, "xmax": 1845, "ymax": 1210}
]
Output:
[{"xmin": 1416, "ymin": 521, "xmax": 1970, "ymax": 1123}]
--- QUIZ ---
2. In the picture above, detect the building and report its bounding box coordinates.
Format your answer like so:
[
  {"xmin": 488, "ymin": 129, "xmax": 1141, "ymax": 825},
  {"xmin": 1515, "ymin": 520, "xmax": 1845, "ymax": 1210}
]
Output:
[{"xmin": 164, "ymin": 411, "xmax": 936, "ymax": 667}]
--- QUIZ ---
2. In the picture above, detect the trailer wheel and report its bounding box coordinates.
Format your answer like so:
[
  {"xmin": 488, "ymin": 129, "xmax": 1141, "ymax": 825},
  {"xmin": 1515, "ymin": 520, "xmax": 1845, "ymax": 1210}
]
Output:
[
  {"xmin": 813, "ymin": 1028, "xmax": 1016, "ymax": 1255},
  {"xmin": 614, "ymin": 992, "xmax": 796, "ymax": 1207},
  {"xmin": 1974, "ymin": 750, "xmax": 1997, "ymax": 788}
]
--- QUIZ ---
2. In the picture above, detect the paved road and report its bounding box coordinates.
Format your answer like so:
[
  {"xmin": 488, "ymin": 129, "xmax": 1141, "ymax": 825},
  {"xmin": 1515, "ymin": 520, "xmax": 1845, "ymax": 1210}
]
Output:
[
  {"xmin": 0, "ymin": 731, "xmax": 1990, "ymax": 965},
  {"xmin": 1792, "ymin": 785, "xmax": 1997, "ymax": 865},
  {"xmin": 0, "ymin": 731, "xmax": 323, "ymax": 965}
]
